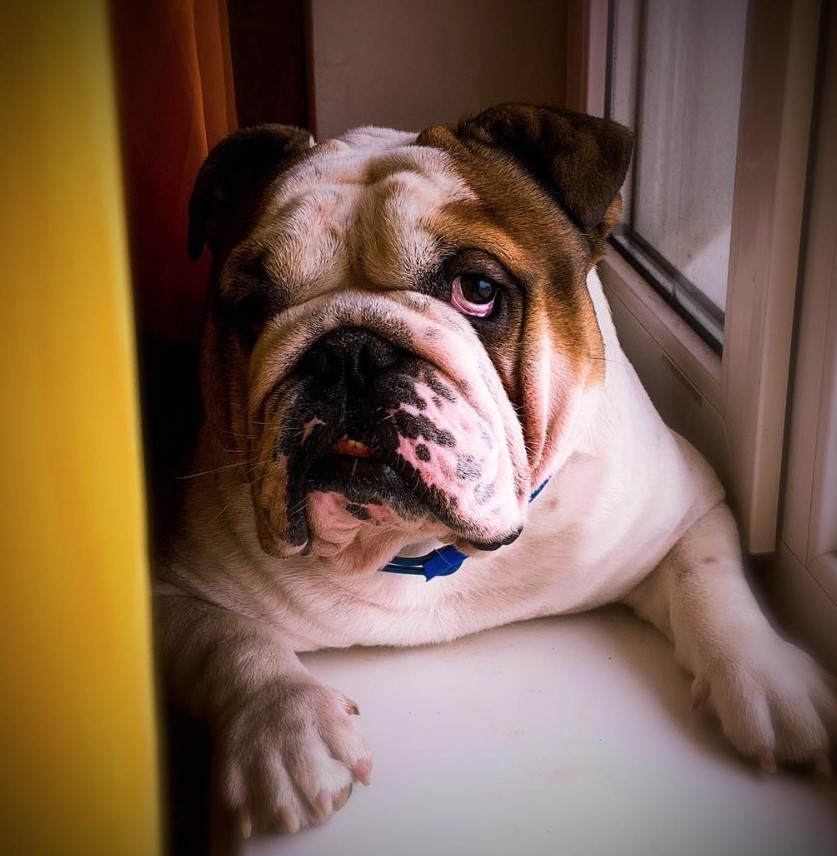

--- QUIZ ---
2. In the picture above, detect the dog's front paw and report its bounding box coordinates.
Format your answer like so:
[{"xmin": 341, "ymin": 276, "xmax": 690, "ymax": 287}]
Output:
[
  {"xmin": 691, "ymin": 634, "xmax": 836, "ymax": 774},
  {"xmin": 220, "ymin": 678, "xmax": 372, "ymax": 835}
]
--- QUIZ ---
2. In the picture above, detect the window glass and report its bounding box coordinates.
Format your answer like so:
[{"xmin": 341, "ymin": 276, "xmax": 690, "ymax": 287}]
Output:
[{"xmin": 607, "ymin": 0, "xmax": 748, "ymax": 348}]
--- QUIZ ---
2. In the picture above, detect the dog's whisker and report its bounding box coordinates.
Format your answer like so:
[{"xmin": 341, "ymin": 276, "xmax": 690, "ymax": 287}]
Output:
[
  {"xmin": 203, "ymin": 498, "xmax": 236, "ymax": 527},
  {"xmin": 588, "ymin": 355, "xmax": 631, "ymax": 368},
  {"xmin": 207, "ymin": 418, "xmax": 257, "ymax": 440},
  {"xmin": 177, "ymin": 460, "xmax": 254, "ymax": 479},
  {"xmin": 286, "ymin": 496, "xmax": 310, "ymax": 518}
]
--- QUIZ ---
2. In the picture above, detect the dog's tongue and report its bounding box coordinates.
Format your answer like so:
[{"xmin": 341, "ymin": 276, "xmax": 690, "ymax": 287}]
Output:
[{"xmin": 330, "ymin": 437, "xmax": 377, "ymax": 458}]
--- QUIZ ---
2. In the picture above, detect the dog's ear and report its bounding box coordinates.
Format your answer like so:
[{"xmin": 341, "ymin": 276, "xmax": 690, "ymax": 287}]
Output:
[
  {"xmin": 188, "ymin": 124, "xmax": 313, "ymax": 261},
  {"xmin": 429, "ymin": 104, "xmax": 633, "ymax": 236}
]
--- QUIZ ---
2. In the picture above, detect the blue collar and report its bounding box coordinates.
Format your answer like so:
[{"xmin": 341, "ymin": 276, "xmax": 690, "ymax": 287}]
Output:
[{"xmin": 380, "ymin": 479, "xmax": 550, "ymax": 581}]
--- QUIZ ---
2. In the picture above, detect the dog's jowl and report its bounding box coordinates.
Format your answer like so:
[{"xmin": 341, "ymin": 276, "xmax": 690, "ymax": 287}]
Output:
[{"xmin": 156, "ymin": 105, "xmax": 836, "ymax": 834}]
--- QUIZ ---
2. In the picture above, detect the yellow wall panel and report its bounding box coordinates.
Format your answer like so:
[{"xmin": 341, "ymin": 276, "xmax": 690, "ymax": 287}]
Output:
[{"xmin": 0, "ymin": 1, "xmax": 161, "ymax": 853}]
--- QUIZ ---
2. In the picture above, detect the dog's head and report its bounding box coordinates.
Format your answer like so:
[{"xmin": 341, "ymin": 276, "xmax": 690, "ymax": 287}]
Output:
[{"xmin": 188, "ymin": 105, "xmax": 632, "ymax": 572}]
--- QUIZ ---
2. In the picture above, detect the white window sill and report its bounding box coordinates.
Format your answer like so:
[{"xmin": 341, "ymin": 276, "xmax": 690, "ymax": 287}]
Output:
[{"xmin": 220, "ymin": 610, "xmax": 837, "ymax": 856}]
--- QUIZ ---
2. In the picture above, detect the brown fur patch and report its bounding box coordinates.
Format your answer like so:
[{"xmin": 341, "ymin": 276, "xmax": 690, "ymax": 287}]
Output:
[
  {"xmin": 417, "ymin": 123, "xmax": 605, "ymax": 367},
  {"xmin": 414, "ymin": 120, "xmax": 620, "ymax": 479},
  {"xmin": 419, "ymin": 125, "xmax": 605, "ymax": 434}
]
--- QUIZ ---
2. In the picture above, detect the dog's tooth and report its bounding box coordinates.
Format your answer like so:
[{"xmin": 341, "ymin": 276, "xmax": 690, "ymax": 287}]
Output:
[
  {"xmin": 331, "ymin": 437, "xmax": 376, "ymax": 457},
  {"xmin": 348, "ymin": 439, "xmax": 374, "ymax": 456}
]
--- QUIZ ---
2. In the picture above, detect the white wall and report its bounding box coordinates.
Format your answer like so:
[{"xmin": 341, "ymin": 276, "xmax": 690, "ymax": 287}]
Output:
[{"xmin": 310, "ymin": 0, "xmax": 567, "ymax": 139}]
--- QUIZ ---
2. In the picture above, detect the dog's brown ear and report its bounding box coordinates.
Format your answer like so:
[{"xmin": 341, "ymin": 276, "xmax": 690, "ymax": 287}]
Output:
[
  {"xmin": 433, "ymin": 104, "xmax": 633, "ymax": 233},
  {"xmin": 188, "ymin": 124, "xmax": 312, "ymax": 261}
]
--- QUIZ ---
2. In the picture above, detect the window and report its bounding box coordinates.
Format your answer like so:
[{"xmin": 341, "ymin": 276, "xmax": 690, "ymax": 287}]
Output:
[
  {"xmin": 571, "ymin": 0, "xmax": 835, "ymax": 664},
  {"xmin": 607, "ymin": 0, "xmax": 748, "ymax": 347}
]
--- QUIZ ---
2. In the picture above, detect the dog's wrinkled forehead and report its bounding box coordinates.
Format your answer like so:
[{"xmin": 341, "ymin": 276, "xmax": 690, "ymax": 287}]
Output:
[
  {"xmin": 241, "ymin": 128, "xmax": 474, "ymax": 300},
  {"xmin": 193, "ymin": 108, "xmax": 635, "ymax": 310}
]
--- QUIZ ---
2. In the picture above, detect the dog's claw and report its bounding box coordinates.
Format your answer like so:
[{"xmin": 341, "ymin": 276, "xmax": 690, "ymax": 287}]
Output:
[
  {"xmin": 353, "ymin": 757, "xmax": 372, "ymax": 786},
  {"xmin": 757, "ymin": 748, "xmax": 777, "ymax": 774},
  {"xmin": 332, "ymin": 783, "xmax": 353, "ymax": 812},
  {"xmin": 345, "ymin": 697, "xmax": 360, "ymax": 716},
  {"xmin": 690, "ymin": 678, "xmax": 710, "ymax": 710},
  {"xmin": 813, "ymin": 752, "xmax": 832, "ymax": 779},
  {"xmin": 239, "ymin": 809, "xmax": 252, "ymax": 840},
  {"xmin": 314, "ymin": 789, "xmax": 332, "ymax": 816},
  {"xmin": 278, "ymin": 806, "xmax": 300, "ymax": 834}
]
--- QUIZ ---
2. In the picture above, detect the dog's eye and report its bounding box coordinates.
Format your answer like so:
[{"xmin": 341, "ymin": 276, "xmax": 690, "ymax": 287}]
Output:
[
  {"xmin": 450, "ymin": 274, "xmax": 498, "ymax": 318},
  {"xmin": 235, "ymin": 294, "xmax": 271, "ymax": 338}
]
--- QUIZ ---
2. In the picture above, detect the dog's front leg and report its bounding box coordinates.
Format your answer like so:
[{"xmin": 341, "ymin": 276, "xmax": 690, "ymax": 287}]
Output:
[
  {"xmin": 623, "ymin": 503, "xmax": 835, "ymax": 773},
  {"xmin": 155, "ymin": 590, "xmax": 372, "ymax": 834}
]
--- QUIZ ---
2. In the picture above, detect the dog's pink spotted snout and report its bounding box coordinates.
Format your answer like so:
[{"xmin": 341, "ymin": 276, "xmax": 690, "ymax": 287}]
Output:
[{"xmin": 387, "ymin": 374, "xmax": 523, "ymax": 540}]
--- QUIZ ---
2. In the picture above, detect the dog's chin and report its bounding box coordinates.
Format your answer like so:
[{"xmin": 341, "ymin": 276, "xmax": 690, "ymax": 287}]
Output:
[
  {"xmin": 253, "ymin": 465, "xmax": 524, "ymax": 573},
  {"xmin": 310, "ymin": 498, "xmax": 450, "ymax": 574},
  {"xmin": 252, "ymin": 483, "xmax": 447, "ymax": 573}
]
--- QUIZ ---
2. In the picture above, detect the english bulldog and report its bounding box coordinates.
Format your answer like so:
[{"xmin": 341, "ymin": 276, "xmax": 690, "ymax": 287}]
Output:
[{"xmin": 156, "ymin": 105, "xmax": 836, "ymax": 836}]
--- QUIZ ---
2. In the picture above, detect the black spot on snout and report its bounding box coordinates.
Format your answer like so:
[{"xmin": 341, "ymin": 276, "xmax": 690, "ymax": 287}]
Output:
[
  {"xmin": 474, "ymin": 482, "xmax": 495, "ymax": 504},
  {"xmin": 424, "ymin": 373, "xmax": 457, "ymax": 402},
  {"xmin": 394, "ymin": 411, "xmax": 456, "ymax": 447},
  {"xmin": 479, "ymin": 423, "xmax": 494, "ymax": 449},
  {"xmin": 383, "ymin": 375, "xmax": 427, "ymax": 410},
  {"xmin": 455, "ymin": 455, "xmax": 480, "ymax": 481}
]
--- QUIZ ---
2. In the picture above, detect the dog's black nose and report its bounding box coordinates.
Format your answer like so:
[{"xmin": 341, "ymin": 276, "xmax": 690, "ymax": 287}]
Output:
[{"xmin": 303, "ymin": 327, "xmax": 401, "ymax": 389}]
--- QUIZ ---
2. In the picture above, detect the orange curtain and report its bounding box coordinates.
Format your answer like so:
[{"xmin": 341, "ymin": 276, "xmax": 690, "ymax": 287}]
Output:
[{"xmin": 110, "ymin": 0, "xmax": 237, "ymax": 345}]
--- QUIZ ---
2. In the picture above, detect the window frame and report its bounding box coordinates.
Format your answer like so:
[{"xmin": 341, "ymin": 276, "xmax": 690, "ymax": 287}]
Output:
[
  {"xmin": 571, "ymin": 0, "xmax": 821, "ymax": 556},
  {"xmin": 769, "ymin": 0, "xmax": 837, "ymax": 671}
]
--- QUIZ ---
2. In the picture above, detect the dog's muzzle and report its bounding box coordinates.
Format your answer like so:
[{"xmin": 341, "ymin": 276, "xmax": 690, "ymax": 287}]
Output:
[{"xmin": 253, "ymin": 308, "xmax": 529, "ymax": 557}]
